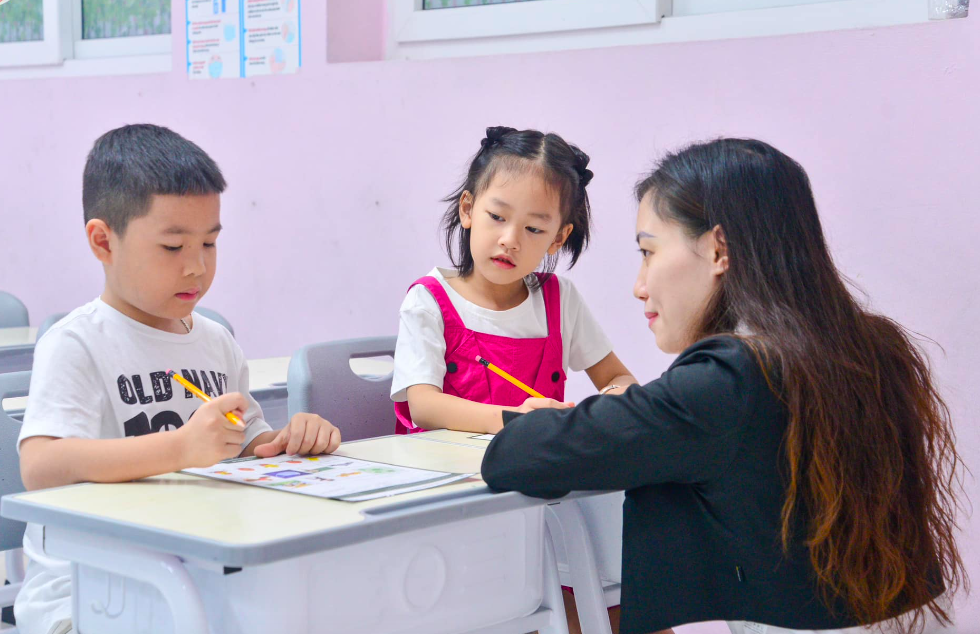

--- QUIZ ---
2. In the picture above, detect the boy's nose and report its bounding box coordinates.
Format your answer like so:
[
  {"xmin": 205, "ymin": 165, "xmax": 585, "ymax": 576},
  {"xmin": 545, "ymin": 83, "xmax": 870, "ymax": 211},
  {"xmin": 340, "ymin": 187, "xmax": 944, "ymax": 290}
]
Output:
[{"xmin": 185, "ymin": 253, "xmax": 207, "ymax": 276}]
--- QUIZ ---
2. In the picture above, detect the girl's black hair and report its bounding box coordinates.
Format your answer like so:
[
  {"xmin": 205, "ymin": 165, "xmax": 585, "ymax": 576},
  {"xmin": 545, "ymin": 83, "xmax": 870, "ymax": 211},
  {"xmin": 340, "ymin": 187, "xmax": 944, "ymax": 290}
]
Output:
[{"xmin": 442, "ymin": 126, "xmax": 594, "ymax": 277}]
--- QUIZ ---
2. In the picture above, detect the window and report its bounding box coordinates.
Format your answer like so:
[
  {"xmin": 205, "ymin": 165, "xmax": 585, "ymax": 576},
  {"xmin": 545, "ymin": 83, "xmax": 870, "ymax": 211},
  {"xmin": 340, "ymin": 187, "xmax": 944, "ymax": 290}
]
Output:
[
  {"xmin": 0, "ymin": 0, "xmax": 61, "ymax": 66},
  {"xmin": 422, "ymin": 0, "xmax": 542, "ymax": 8},
  {"xmin": 387, "ymin": 0, "xmax": 936, "ymax": 60},
  {"xmin": 0, "ymin": 0, "xmax": 43, "ymax": 43},
  {"xmin": 0, "ymin": 0, "xmax": 171, "ymax": 75},
  {"xmin": 74, "ymin": 0, "xmax": 171, "ymax": 59}
]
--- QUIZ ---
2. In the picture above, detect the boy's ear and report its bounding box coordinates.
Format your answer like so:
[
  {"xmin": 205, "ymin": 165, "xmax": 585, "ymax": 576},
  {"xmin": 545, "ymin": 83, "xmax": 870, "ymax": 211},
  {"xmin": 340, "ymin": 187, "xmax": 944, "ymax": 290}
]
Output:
[
  {"xmin": 458, "ymin": 191, "xmax": 474, "ymax": 229},
  {"xmin": 86, "ymin": 219, "xmax": 114, "ymax": 264},
  {"xmin": 547, "ymin": 223, "xmax": 574, "ymax": 256}
]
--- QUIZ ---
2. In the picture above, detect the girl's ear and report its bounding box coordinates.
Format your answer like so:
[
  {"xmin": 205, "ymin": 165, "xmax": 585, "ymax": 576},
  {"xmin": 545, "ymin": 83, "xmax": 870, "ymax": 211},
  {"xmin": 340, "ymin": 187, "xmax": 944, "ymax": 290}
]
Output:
[
  {"xmin": 710, "ymin": 224, "xmax": 729, "ymax": 277},
  {"xmin": 458, "ymin": 191, "xmax": 474, "ymax": 229},
  {"xmin": 547, "ymin": 223, "xmax": 574, "ymax": 255}
]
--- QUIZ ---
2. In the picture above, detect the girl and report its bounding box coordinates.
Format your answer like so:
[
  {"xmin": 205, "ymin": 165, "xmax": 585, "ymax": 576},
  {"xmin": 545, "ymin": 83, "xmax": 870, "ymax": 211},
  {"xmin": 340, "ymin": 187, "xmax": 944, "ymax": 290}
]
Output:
[
  {"xmin": 391, "ymin": 126, "xmax": 637, "ymax": 434},
  {"xmin": 483, "ymin": 138, "xmax": 965, "ymax": 634}
]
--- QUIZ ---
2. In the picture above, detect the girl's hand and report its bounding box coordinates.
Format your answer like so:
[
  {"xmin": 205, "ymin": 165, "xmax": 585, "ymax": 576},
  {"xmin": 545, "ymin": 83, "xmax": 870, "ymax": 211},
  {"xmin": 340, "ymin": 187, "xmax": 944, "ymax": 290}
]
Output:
[{"xmin": 517, "ymin": 397, "xmax": 575, "ymax": 414}]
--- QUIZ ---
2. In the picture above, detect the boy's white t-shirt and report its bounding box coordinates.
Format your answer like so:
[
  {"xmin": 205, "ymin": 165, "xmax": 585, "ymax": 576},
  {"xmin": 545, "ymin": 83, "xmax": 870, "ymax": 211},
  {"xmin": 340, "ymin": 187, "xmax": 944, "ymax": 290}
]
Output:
[
  {"xmin": 391, "ymin": 267, "xmax": 613, "ymax": 401},
  {"xmin": 15, "ymin": 298, "xmax": 271, "ymax": 634}
]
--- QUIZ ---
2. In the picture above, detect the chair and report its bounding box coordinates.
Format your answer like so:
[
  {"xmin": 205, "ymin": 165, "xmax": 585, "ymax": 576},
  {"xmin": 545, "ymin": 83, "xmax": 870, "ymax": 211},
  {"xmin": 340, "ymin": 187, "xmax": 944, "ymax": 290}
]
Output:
[
  {"xmin": 193, "ymin": 306, "xmax": 234, "ymax": 337},
  {"xmin": 35, "ymin": 312, "xmax": 68, "ymax": 341},
  {"xmin": 0, "ymin": 371, "xmax": 30, "ymax": 632},
  {"xmin": 287, "ymin": 336, "xmax": 396, "ymax": 441},
  {"xmin": 0, "ymin": 293, "xmax": 28, "ymax": 330}
]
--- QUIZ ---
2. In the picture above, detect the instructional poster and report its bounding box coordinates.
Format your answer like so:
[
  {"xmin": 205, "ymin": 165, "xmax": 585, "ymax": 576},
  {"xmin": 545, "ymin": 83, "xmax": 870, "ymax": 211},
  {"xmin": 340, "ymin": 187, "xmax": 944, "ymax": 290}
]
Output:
[
  {"xmin": 187, "ymin": 0, "xmax": 301, "ymax": 80},
  {"xmin": 184, "ymin": 454, "xmax": 475, "ymax": 502}
]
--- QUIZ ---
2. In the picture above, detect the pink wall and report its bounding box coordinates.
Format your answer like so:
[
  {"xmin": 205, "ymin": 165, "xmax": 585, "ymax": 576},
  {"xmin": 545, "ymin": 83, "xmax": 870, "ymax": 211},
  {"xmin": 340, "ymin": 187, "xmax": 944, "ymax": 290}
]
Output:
[{"xmin": 1, "ymin": 2, "xmax": 977, "ymax": 630}]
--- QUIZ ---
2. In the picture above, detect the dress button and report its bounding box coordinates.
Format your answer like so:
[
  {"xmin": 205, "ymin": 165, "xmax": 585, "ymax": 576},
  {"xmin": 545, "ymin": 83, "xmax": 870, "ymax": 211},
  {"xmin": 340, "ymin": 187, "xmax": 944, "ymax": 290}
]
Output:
[
  {"xmin": 447, "ymin": 362, "xmax": 458, "ymax": 374},
  {"xmin": 551, "ymin": 371, "xmax": 560, "ymax": 382}
]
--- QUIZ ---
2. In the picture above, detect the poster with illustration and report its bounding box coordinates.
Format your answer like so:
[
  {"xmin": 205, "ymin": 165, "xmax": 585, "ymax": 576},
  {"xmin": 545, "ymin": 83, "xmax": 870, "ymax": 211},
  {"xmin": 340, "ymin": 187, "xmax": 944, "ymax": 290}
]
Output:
[
  {"xmin": 187, "ymin": 0, "xmax": 300, "ymax": 79},
  {"xmin": 184, "ymin": 454, "xmax": 475, "ymax": 502}
]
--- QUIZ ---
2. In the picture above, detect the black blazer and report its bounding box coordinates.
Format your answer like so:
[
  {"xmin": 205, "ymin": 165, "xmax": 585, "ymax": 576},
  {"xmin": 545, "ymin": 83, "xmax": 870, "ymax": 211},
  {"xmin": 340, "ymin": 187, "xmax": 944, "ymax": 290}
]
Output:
[{"xmin": 482, "ymin": 336, "xmax": 862, "ymax": 633}]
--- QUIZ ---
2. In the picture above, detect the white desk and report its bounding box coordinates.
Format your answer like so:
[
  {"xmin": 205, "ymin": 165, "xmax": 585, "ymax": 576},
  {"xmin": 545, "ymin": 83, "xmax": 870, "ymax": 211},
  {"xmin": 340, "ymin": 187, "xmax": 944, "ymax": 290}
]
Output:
[
  {"xmin": 0, "ymin": 328, "xmax": 35, "ymax": 376},
  {"xmin": 0, "ymin": 328, "xmax": 35, "ymax": 347},
  {"xmin": 1, "ymin": 431, "xmax": 569, "ymax": 634}
]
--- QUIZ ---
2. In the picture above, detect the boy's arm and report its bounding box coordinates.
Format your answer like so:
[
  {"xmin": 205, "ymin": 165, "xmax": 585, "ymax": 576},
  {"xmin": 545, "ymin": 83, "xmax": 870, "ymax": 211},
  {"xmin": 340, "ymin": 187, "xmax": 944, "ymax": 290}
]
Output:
[
  {"xmin": 20, "ymin": 392, "xmax": 249, "ymax": 490},
  {"xmin": 407, "ymin": 384, "xmax": 572, "ymax": 434},
  {"xmin": 20, "ymin": 434, "xmax": 184, "ymax": 490}
]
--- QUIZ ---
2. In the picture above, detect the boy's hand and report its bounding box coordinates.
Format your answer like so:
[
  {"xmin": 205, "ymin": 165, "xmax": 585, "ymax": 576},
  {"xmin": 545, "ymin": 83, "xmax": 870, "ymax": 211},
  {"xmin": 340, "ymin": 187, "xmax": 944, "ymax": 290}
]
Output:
[
  {"xmin": 253, "ymin": 413, "xmax": 341, "ymax": 458},
  {"xmin": 516, "ymin": 397, "xmax": 575, "ymax": 414},
  {"xmin": 175, "ymin": 392, "xmax": 248, "ymax": 468}
]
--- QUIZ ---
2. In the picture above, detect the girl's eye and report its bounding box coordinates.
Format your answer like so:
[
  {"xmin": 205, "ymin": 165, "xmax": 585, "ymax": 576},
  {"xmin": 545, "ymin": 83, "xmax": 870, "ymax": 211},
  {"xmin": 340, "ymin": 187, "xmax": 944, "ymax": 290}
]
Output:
[
  {"xmin": 488, "ymin": 212, "xmax": 504, "ymax": 222},
  {"xmin": 526, "ymin": 226, "xmax": 544, "ymax": 235},
  {"xmin": 163, "ymin": 245, "xmax": 182, "ymax": 252},
  {"xmin": 638, "ymin": 248, "xmax": 651, "ymax": 258},
  {"xmin": 203, "ymin": 242, "xmax": 216, "ymax": 248}
]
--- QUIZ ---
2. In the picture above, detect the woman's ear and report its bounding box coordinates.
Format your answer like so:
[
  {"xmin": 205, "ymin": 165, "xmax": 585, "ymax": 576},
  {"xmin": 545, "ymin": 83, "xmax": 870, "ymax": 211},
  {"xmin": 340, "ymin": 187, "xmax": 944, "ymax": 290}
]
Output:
[
  {"xmin": 458, "ymin": 191, "xmax": 474, "ymax": 229},
  {"xmin": 86, "ymin": 219, "xmax": 114, "ymax": 264},
  {"xmin": 547, "ymin": 223, "xmax": 574, "ymax": 255},
  {"xmin": 710, "ymin": 224, "xmax": 729, "ymax": 277}
]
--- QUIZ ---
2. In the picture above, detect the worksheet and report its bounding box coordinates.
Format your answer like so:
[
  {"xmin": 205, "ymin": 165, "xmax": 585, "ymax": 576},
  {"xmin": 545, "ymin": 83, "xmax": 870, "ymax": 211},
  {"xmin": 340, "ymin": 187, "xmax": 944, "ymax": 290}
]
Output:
[{"xmin": 184, "ymin": 454, "xmax": 474, "ymax": 502}]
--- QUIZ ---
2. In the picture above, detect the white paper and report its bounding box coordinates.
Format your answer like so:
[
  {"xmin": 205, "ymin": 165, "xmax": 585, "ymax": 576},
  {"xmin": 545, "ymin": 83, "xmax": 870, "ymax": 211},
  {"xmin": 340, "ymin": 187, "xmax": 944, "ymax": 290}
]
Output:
[
  {"xmin": 184, "ymin": 454, "xmax": 474, "ymax": 501},
  {"xmin": 469, "ymin": 434, "xmax": 496, "ymax": 441}
]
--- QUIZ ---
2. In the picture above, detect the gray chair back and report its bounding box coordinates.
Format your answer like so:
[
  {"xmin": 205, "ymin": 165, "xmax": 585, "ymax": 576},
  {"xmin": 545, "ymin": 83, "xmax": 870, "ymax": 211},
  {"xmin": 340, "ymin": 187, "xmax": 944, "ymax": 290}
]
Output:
[
  {"xmin": 193, "ymin": 306, "xmax": 234, "ymax": 337},
  {"xmin": 36, "ymin": 311, "xmax": 68, "ymax": 341},
  {"xmin": 0, "ymin": 292, "xmax": 28, "ymax": 330},
  {"xmin": 0, "ymin": 371, "xmax": 29, "ymax": 551},
  {"xmin": 287, "ymin": 337, "xmax": 396, "ymax": 442}
]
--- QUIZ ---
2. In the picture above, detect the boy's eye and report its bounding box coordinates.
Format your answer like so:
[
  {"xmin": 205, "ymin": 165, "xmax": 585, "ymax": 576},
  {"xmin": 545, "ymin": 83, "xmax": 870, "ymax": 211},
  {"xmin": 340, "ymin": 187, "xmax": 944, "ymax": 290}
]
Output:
[
  {"xmin": 487, "ymin": 212, "xmax": 504, "ymax": 222},
  {"xmin": 163, "ymin": 245, "xmax": 182, "ymax": 252},
  {"xmin": 526, "ymin": 226, "xmax": 544, "ymax": 235}
]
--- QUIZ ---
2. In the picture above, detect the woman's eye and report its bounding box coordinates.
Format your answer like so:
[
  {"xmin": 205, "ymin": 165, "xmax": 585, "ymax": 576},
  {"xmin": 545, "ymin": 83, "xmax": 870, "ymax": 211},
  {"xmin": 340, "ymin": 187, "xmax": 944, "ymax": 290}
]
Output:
[
  {"xmin": 638, "ymin": 248, "xmax": 650, "ymax": 258},
  {"xmin": 163, "ymin": 245, "xmax": 182, "ymax": 252},
  {"xmin": 203, "ymin": 242, "xmax": 216, "ymax": 248}
]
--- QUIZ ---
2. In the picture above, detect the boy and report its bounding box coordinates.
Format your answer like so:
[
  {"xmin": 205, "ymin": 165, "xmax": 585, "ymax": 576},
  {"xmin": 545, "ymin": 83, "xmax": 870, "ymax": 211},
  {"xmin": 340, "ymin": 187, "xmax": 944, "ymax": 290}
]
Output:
[{"xmin": 16, "ymin": 124, "xmax": 340, "ymax": 634}]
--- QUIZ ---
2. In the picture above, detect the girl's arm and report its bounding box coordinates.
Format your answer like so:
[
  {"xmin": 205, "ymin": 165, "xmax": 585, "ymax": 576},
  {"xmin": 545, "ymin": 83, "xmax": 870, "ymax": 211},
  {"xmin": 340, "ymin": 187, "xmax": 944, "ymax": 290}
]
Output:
[
  {"xmin": 407, "ymin": 384, "xmax": 572, "ymax": 434},
  {"xmin": 585, "ymin": 351, "xmax": 638, "ymax": 395}
]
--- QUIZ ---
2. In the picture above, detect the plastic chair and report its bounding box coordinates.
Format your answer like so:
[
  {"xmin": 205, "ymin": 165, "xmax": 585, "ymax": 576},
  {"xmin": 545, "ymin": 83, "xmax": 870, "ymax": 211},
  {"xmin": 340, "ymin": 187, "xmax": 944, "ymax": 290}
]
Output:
[
  {"xmin": 287, "ymin": 336, "xmax": 396, "ymax": 441},
  {"xmin": 35, "ymin": 312, "xmax": 68, "ymax": 341},
  {"xmin": 0, "ymin": 371, "xmax": 30, "ymax": 631},
  {"xmin": 193, "ymin": 306, "xmax": 234, "ymax": 337},
  {"xmin": 0, "ymin": 293, "xmax": 28, "ymax": 330}
]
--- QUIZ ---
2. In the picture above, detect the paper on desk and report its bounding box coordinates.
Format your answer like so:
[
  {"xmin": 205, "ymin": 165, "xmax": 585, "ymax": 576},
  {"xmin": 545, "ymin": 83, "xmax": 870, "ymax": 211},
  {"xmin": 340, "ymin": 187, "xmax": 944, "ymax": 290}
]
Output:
[{"xmin": 184, "ymin": 454, "xmax": 475, "ymax": 502}]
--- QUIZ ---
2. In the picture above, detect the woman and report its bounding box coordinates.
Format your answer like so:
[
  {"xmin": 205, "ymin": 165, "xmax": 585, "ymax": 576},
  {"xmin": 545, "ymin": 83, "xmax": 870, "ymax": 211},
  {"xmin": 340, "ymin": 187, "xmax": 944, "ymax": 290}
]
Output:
[{"xmin": 482, "ymin": 139, "xmax": 965, "ymax": 634}]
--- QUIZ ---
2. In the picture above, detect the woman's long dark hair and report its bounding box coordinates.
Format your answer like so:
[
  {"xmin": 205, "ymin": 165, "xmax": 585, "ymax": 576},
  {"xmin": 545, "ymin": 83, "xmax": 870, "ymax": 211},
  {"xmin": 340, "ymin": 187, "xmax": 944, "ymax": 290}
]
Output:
[{"xmin": 636, "ymin": 138, "xmax": 966, "ymax": 631}]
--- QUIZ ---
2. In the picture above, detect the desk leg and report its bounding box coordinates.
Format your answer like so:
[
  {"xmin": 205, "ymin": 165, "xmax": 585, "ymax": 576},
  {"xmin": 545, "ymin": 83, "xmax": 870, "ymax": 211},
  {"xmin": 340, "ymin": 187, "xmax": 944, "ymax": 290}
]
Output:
[
  {"xmin": 46, "ymin": 528, "xmax": 209, "ymax": 634},
  {"xmin": 539, "ymin": 521, "xmax": 570, "ymax": 634},
  {"xmin": 545, "ymin": 502, "xmax": 612, "ymax": 634}
]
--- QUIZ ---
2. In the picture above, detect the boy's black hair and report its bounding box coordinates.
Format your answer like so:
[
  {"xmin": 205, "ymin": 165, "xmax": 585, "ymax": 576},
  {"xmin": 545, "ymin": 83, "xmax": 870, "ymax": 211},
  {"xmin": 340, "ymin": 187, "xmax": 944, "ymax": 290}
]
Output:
[
  {"xmin": 442, "ymin": 126, "xmax": 594, "ymax": 277},
  {"xmin": 82, "ymin": 124, "xmax": 226, "ymax": 234}
]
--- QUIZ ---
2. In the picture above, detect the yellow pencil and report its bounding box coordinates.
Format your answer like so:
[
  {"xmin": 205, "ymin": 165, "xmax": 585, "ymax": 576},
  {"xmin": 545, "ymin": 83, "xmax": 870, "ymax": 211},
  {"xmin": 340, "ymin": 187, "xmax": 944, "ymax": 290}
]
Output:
[
  {"xmin": 475, "ymin": 355, "xmax": 545, "ymax": 399},
  {"xmin": 166, "ymin": 369, "xmax": 243, "ymax": 426}
]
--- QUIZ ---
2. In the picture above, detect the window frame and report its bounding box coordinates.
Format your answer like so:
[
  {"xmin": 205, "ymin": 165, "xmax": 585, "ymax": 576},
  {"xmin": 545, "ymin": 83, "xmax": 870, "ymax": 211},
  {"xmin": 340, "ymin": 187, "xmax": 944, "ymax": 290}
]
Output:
[
  {"xmin": 0, "ymin": 0, "xmax": 171, "ymax": 76},
  {"xmin": 0, "ymin": 0, "xmax": 69, "ymax": 67},
  {"xmin": 386, "ymin": 0, "xmax": 933, "ymax": 61}
]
